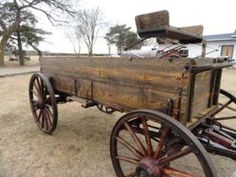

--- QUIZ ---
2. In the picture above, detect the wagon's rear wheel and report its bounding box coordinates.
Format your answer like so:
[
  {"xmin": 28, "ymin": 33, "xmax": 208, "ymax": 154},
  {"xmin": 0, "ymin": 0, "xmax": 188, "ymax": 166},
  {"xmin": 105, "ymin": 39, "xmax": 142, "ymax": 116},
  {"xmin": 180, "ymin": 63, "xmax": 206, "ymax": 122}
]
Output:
[
  {"xmin": 96, "ymin": 104, "xmax": 115, "ymax": 114},
  {"xmin": 110, "ymin": 109, "xmax": 217, "ymax": 177},
  {"xmin": 212, "ymin": 89, "xmax": 236, "ymax": 128},
  {"xmin": 29, "ymin": 73, "xmax": 58, "ymax": 134},
  {"xmin": 210, "ymin": 89, "xmax": 236, "ymax": 138}
]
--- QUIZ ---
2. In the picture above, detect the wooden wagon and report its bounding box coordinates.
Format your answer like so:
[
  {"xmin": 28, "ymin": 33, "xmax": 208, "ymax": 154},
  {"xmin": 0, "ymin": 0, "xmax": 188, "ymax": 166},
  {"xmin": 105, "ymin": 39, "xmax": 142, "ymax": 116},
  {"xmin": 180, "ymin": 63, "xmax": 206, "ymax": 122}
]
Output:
[{"xmin": 29, "ymin": 10, "xmax": 236, "ymax": 177}]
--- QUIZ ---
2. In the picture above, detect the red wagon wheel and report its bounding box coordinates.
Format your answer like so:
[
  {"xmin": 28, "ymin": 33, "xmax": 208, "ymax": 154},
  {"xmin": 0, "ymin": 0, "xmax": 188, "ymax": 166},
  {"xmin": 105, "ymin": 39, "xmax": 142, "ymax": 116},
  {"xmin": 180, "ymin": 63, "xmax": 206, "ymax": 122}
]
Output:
[
  {"xmin": 96, "ymin": 104, "xmax": 115, "ymax": 114},
  {"xmin": 29, "ymin": 73, "xmax": 58, "ymax": 134},
  {"xmin": 110, "ymin": 109, "xmax": 217, "ymax": 177}
]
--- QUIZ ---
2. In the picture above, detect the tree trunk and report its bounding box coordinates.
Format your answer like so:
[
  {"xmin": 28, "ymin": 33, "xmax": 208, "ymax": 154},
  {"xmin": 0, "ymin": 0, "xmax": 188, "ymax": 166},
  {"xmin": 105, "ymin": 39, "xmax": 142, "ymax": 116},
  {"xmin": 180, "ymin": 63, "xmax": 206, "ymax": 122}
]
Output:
[
  {"xmin": 117, "ymin": 46, "xmax": 122, "ymax": 54},
  {"xmin": 108, "ymin": 45, "xmax": 111, "ymax": 55},
  {"xmin": 88, "ymin": 47, "xmax": 93, "ymax": 56},
  {"xmin": 16, "ymin": 30, "xmax": 24, "ymax": 66},
  {"xmin": 78, "ymin": 44, "xmax": 81, "ymax": 56},
  {"xmin": 0, "ymin": 45, "xmax": 5, "ymax": 67},
  {"xmin": 0, "ymin": 36, "xmax": 8, "ymax": 67}
]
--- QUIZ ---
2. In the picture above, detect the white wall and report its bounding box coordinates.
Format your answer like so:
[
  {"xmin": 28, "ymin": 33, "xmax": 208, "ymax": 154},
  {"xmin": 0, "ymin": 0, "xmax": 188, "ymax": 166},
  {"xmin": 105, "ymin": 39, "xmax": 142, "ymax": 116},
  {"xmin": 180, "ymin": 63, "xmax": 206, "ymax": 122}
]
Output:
[{"xmin": 187, "ymin": 40, "xmax": 236, "ymax": 59}]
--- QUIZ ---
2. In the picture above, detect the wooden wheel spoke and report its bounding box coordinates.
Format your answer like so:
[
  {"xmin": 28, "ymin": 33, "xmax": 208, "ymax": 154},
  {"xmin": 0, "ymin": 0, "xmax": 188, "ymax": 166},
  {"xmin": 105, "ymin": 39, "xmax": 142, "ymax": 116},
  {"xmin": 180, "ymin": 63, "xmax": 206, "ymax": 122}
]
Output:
[
  {"xmin": 33, "ymin": 80, "xmax": 40, "ymax": 94},
  {"xmin": 215, "ymin": 116, "xmax": 236, "ymax": 121},
  {"xmin": 124, "ymin": 122, "xmax": 146, "ymax": 155},
  {"xmin": 37, "ymin": 109, "xmax": 42, "ymax": 121},
  {"xmin": 213, "ymin": 100, "xmax": 233, "ymax": 116},
  {"xmin": 45, "ymin": 105, "xmax": 53, "ymax": 117},
  {"xmin": 153, "ymin": 126, "xmax": 170, "ymax": 159},
  {"xmin": 44, "ymin": 109, "xmax": 50, "ymax": 130},
  {"xmin": 32, "ymin": 99, "xmax": 40, "ymax": 108},
  {"xmin": 116, "ymin": 136, "xmax": 142, "ymax": 159},
  {"xmin": 116, "ymin": 155, "xmax": 139, "ymax": 165},
  {"xmin": 35, "ymin": 77, "xmax": 42, "ymax": 95},
  {"xmin": 159, "ymin": 147, "xmax": 192, "ymax": 164},
  {"xmin": 225, "ymin": 105, "xmax": 236, "ymax": 112},
  {"xmin": 41, "ymin": 110, "xmax": 46, "ymax": 129},
  {"xmin": 32, "ymin": 88, "xmax": 40, "ymax": 98},
  {"xmin": 163, "ymin": 167, "xmax": 195, "ymax": 177},
  {"xmin": 45, "ymin": 107, "xmax": 53, "ymax": 127},
  {"xmin": 141, "ymin": 116, "xmax": 153, "ymax": 156}
]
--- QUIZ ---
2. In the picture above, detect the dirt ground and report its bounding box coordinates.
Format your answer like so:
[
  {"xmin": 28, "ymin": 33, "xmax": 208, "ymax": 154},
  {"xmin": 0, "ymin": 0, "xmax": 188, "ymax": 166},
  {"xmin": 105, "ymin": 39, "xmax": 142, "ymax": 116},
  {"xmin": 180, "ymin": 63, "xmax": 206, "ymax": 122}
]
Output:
[{"xmin": 0, "ymin": 69, "xmax": 236, "ymax": 177}]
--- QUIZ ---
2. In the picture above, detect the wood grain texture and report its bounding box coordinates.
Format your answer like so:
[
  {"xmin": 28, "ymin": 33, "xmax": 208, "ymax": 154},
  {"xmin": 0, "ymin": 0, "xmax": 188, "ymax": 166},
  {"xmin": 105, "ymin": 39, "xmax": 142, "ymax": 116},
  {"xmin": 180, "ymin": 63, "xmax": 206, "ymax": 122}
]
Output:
[
  {"xmin": 40, "ymin": 56, "xmax": 226, "ymax": 126},
  {"xmin": 41, "ymin": 56, "xmax": 191, "ymax": 123},
  {"xmin": 191, "ymin": 71, "xmax": 212, "ymax": 117},
  {"xmin": 135, "ymin": 10, "xmax": 169, "ymax": 32}
]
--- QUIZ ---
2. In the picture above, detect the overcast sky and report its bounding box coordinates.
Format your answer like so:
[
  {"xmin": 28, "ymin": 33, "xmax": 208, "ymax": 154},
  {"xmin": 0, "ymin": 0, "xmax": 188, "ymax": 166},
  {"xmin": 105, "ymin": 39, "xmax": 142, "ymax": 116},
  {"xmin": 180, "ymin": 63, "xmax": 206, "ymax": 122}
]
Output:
[{"xmin": 36, "ymin": 0, "xmax": 236, "ymax": 54}]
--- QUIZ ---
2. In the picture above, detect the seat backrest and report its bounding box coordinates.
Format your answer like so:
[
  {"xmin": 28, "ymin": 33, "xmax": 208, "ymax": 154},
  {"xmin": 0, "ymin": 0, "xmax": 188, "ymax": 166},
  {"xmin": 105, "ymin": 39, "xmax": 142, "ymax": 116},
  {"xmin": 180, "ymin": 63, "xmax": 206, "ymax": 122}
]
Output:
[
  {"xmin": 135, "ymin": 10, "xmax": 203, "ymax": 44},
  {"xmin": 135, "ymin": 10, "xmax": 169, "ymax": 34}
]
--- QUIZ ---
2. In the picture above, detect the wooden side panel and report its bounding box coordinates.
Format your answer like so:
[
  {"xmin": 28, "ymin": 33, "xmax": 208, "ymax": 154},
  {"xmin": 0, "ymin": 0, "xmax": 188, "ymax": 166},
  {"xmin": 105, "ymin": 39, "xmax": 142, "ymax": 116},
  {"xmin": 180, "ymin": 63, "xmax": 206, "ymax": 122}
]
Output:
[
  {"xmin": 40, "ymin": 57, "xmax": 190, "ymax": 122},
  {"xmin": 191, "ymin": 71, "xmax": 212, "ymax": 117}
]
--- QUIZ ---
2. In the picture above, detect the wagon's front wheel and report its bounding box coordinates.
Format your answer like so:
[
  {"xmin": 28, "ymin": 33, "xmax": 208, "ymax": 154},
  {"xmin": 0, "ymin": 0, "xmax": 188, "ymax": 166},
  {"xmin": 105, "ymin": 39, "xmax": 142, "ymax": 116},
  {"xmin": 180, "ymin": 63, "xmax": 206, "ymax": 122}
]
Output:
[
  {"xmin": 29, "ymin": 73, "xmax": 58, "ymax": 134},
  {"xmin": 110, "ymin": 109, "xmax": 218, "ymax": 177}
]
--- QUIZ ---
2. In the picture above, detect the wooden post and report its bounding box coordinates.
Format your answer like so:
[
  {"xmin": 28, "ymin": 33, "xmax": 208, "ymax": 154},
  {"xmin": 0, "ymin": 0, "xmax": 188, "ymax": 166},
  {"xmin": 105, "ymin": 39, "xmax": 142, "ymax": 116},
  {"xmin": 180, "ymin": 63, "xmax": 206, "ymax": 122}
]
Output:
[{"xmin": 201, "ymin": 40, "xmax": 206, "ymax": 59}]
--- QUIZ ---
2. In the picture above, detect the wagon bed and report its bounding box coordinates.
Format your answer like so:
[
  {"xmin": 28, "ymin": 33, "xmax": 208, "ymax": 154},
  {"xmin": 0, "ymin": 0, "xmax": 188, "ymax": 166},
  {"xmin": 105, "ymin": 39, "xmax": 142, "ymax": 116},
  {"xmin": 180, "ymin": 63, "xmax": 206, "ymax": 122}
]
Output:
[{"xmin": 40, "ymin": 56, "xmax": 232, "ymax": 127}]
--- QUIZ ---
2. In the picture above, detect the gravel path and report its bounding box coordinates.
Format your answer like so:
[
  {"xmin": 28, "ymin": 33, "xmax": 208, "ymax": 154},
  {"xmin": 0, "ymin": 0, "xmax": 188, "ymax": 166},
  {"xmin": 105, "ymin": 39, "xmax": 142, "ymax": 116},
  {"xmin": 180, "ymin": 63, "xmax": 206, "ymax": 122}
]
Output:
[
  {"xmin": 0, "ymin": 71, "xmax": 235, "ymax": 177},
  {"xmin": 0, "ymin": 66, "xmax": 39, "ymax": 77}
]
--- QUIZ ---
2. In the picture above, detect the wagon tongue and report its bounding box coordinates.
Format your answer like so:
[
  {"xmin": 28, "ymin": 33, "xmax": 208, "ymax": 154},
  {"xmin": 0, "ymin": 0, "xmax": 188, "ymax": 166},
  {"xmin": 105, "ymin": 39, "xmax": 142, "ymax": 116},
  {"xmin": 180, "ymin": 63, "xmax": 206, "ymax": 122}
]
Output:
[{"xmin": 136, "ymin": 157, "xmax": 161, "ymax": 177}]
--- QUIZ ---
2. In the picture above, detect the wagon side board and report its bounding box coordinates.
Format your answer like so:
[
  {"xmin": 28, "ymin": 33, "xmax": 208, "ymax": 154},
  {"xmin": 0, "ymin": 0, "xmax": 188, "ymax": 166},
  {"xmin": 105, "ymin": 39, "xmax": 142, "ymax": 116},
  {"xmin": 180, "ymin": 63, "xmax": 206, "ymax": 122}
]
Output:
[
  {"xmin": 40, "ymin": 56, "xmax": 190, "ymax": 124},
  {"xmin": 40, "ymin": 56, "xmax": 232, "ymax": 127},
  {"xmin": 187, "ymin": 67, "xmax": 223, "ymax": 125}
]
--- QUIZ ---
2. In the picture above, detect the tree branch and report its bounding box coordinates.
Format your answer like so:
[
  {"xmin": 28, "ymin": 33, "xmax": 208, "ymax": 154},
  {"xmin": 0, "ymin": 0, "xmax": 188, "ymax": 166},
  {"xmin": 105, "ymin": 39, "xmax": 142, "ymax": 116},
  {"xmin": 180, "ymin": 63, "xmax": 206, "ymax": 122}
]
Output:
[{"xmin": 28, "ymin": 40, "xmax": 42, "ymax": 56}]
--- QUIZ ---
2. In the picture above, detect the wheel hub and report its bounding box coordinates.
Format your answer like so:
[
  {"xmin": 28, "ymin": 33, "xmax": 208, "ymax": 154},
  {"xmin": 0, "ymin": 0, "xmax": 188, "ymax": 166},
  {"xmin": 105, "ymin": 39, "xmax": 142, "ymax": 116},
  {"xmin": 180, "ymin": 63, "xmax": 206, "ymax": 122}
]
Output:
[
  {"xmin": 36, "ymin": 99, "xmax": 44, "ymax": 109},
  {"xmin": 136, "ymin": 157, "xmax": 161, "ymax": 177}
]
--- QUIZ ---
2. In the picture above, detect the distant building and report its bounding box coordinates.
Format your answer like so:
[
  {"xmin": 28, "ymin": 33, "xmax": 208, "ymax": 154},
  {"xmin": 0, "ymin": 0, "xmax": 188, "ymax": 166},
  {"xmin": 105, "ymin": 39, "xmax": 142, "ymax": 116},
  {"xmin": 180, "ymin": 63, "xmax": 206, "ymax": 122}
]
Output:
[{"xmin": 187, "ymin": 30, "xmax": 236, "ymax": 60}]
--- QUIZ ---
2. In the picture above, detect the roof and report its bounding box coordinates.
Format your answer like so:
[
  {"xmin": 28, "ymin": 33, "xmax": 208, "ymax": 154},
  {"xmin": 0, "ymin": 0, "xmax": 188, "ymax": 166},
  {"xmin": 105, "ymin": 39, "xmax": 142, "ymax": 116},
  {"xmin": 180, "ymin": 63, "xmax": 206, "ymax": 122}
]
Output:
[{"xmin": 204, "ymin": 30, "xmax": 236, "ymax": 42}]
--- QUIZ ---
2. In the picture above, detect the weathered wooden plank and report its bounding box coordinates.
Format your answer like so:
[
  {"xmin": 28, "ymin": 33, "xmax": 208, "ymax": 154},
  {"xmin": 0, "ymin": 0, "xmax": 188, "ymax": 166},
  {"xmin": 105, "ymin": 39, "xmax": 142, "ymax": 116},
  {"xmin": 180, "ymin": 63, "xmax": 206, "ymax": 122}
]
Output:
[
  {"xmin": 41, "ymin": 57, "xmax": 189, "ymax": 95},
  {"xmin": 191, "ymin": 71, "xmax": 212, "ymax": 117},
  {"xmin": 178, "ymin": 25, "xmax": 203, "ymax": 36},
  {"xmin": 42, "ymin": 69, "xmax": 189, "ymax": 95},
  {"xmin": 40, "ymin": 56, "xmax": 188, "ymax": 72}
]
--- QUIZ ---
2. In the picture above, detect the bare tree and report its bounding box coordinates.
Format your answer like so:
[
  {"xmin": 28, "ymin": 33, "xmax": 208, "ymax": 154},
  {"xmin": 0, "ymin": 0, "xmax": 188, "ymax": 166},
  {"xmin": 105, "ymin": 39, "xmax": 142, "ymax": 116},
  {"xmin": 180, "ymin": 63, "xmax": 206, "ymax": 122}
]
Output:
[
  {"xmin": 0, "ymin": 0, "xmax": 75, "ymax": 66},
  {"xmin": 65, "ymin": 27, "xmax": 82, "ymax": 54},
  {"xmin": 76, "ymin": 7, "xmax": 104, "ymax": 56}
]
